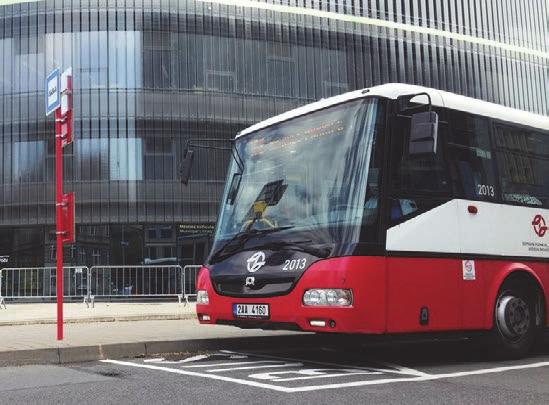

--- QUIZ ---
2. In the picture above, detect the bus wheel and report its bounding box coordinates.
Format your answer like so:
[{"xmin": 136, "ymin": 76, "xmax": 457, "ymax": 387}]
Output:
[{"xmin": 493, "ymin": 282, "xmax": 538, "ymax": 358}]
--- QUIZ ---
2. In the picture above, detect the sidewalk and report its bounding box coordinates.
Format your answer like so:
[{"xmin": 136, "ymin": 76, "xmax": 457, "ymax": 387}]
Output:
[
  {"xmin": 0, "ymin": 303, "xmax": 303, "ymax": 366},
  {"xmin": 0, "ymin": 302, "xmax": 195, "ymax": 326}
]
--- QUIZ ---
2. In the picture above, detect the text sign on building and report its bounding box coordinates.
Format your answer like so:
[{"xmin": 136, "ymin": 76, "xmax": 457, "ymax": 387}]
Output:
[
  {"xmin": 178, "ymin": 223, "xmax": 215, "ymax": 235},
  {"xmin": 45, "ymin": 68, "xmax": 60, "ymax": 116}
]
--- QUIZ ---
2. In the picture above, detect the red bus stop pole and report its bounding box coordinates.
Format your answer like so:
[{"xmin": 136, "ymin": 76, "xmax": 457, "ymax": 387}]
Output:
[{"xmin": 55, "ymin": 107, "xmax": 64, "ymax": 341}]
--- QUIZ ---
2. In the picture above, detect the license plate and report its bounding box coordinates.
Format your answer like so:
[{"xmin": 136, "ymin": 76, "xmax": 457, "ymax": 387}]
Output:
[{"xmin": 233, "ymin": 303, "xmax": 270, "ymax": 319}]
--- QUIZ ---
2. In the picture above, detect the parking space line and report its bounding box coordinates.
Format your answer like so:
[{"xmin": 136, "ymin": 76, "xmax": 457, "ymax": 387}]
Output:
[
  {"xmin": 250, "ymin": 369, "xmax": 382, "ymax": 382},
  {"xmin": 207, "ymin": 363, "xmax": 303, "ymax": 372},
  {"xmin": 371, "ymin": 361, "xmax": 431, "ymax": 377},
  {"xmin": 144, "ymin": 355, "xmax": 211, "ymax": 364},
  {"xmin": 181, "ymin": 361, "xmax": 279, "ymax": 368},
  {"xmin": 222, "ymin": 349, "xmax": 425, "ymax": 377},
  {"xmin": 101, "ymin": 359, "xmax": 295, "ymax": 393},
  {"xmin": 102, "ymin": 358, "xmax": 549, "ymax": 393},
  {"xmin": 280, "ymin": 361, "xmax": 549, "ymax": 392}
]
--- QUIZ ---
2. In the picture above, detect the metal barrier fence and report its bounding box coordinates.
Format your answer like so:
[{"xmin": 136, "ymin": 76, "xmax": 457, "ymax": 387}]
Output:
[
  {"xmin": 182, "ymin": 265, "xmax": 202, "ymax": 304},
  {"xmin": 0, "ymin": 267, "xmax": 89, "ymax": 308},
  {"xmin": 0, "ymin": 264, "xmax": 204, "ymax": 308},
  {"xmin": 0, "ymin": 270, "xmax": 5, "ymax": 309},
  {"xmin": 88, "ymin": 265, "xmax": 184, "ymax": 305}
]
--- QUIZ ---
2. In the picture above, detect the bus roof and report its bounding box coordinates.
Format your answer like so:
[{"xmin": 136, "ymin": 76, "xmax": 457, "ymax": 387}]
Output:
[{"xmin": 237, "ymin": 83, "xmax": 549, "ymax": 138}]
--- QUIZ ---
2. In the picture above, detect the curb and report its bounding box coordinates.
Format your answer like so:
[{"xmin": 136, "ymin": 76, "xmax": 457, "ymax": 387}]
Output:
[
  {"xmin": 0, "ymin": 313, "xmax": 197, "ymax": 327},
  {"xmin": 0, "ymin": 334, "xmax": 315, "ymax": 367}
]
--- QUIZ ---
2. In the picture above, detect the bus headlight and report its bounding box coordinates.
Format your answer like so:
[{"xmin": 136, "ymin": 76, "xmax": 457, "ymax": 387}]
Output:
[
  {"xmin": 303, "ymin": 289, "xmax": 352, "ymax": 306},
  {"xmin": 197, "ymin": 290, "xmax": 209, "ymax": 305}
]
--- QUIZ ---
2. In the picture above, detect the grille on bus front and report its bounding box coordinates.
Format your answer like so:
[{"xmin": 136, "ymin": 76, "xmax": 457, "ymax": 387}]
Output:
[{"xmin": 213, "ymin": 275, "xmax": 295, "ymax": 297}]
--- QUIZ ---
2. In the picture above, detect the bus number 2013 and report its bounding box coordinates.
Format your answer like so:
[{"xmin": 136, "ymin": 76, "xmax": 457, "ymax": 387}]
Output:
[
  {"xmin": 477, "ymin": 184, "xmax": 495, "ymax": 197},
  {"xmin": 283, "ymin": 258, "xmax": 307, "ymax": 271}
]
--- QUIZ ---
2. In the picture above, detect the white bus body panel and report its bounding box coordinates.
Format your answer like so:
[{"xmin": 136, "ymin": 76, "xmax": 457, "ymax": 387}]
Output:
[{"xmin": 387, "ymin": 200, "xmax": 549, "ymax": 259}]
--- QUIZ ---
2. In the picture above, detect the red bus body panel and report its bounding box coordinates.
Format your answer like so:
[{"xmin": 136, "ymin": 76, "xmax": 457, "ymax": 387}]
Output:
[{"xmin": 197, "ymin": 256, "xmax": 548, "ymax": 334}]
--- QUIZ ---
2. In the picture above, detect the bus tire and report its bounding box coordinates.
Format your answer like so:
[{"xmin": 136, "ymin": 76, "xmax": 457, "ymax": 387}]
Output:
[{"xmin": 492, "ymin": 280, "xmax": 539, "ymax": 359}]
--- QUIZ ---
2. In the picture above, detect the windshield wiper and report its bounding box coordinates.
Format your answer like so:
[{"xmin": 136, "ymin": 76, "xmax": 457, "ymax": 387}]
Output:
[{"xmin": 208, "ymin": 226, "xmax": 295, "ymax": 264}]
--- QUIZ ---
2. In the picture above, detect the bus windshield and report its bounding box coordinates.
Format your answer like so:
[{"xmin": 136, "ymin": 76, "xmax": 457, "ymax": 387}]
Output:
[{"xmin": 211, "ymin": 98, "xmax": 383, "ymax": 260}]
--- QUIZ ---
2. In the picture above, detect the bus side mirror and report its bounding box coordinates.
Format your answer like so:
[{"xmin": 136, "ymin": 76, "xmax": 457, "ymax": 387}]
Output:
[
  {"xmin": 409, "ymin": 111, "xmax": 439, "ymax": 155},
  {"xmin": 226, "ymin": 172, "xmax": 242, "ymax": 205},
  {"xmin": 179, "ymin": 149, "xmax": 194, "ymax": 185}
]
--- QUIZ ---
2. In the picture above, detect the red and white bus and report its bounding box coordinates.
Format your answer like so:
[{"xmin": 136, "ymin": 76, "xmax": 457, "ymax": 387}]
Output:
[{"xmin": 191, "ymin": 83, "xmax": 549, "ymax": 357}]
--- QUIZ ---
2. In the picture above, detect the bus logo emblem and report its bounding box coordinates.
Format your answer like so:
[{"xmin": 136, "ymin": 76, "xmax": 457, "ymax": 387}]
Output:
[
  {"xmin": 247, "ymin": 251, "xmax": 266, "ymax": 273},
  {"xmin": 532, "ymin": 214, "xmax": 547, "ymax": 238}
]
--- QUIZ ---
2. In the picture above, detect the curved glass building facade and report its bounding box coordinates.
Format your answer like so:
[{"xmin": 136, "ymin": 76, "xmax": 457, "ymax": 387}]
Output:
[{"xmin": 0, "ymin": 0, "xmax": 547, "ymax": 267}]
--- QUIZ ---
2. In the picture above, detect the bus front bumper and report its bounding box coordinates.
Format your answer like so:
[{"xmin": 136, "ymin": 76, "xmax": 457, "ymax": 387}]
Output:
[{"xmin": 195, "ymin": 257, "xmax": 386, "ymax": 334}]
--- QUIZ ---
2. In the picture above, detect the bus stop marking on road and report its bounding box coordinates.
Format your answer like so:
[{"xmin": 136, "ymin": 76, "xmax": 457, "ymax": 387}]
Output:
[{"xmin": 102, "ymin": 355, "xmax": 549, "ymax": 393}]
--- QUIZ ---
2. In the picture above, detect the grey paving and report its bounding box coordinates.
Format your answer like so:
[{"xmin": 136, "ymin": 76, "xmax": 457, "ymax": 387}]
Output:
[{"xmin": 0, "ymin": 302, "xmax": 196, "ymax": 326}]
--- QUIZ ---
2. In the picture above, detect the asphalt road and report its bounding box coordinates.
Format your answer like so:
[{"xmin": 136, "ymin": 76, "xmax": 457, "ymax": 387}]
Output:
[{"xmin": 1, "ymin": 336, "xmax": 549, "ymax": 404}]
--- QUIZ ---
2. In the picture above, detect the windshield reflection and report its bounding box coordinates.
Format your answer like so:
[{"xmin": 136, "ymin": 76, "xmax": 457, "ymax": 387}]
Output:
[{"xmin": 210, "ymin": 98, "xmax": 383, "ymax": 260}]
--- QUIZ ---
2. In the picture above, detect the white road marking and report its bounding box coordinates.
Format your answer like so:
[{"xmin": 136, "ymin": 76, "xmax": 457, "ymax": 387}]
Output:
[
  {"xmin": 371, "ymin": 361, "xmax": 431, "ymax": 377},
  {"xmin": 144, "ymin": 355, "xmax": 210, "ymax": 364},
  {"xmin": 102, "ymin": 357, "xmax": 549, "ymax": 393},
  {"xmin": 101, "ymin": 359, "xmax": 293, "ymax": 392},
  {"xmin": 218, "ymin": 350, "xmax": 248, "ymax": 359},
  {"xmin": 207, "ymin": 363, "xmax": 303, "ymax": 373},
  {"xmin": 281, "ymin": 361, "xmax": 549, "ymax": 392},
  {"xmin": 250, "ymin": 368, "xmax": 382, "ymax": 382},
  {"xmin": 144, "ymin": 358, "xmax": 165, "ymax": 363},
  {"xmin": 181, "ymin": 361, "xmax": 282, "ymax": 369},
  {"xmin": 179, "ymin": 355, "xmax": 211, "ymax": 363},
  {"xmin": 224, "ymin": 349, "xmax": 426, "ymax": 377}
]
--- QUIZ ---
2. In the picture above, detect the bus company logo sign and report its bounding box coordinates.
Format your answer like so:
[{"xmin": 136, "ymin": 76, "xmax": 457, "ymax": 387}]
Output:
[
  {"xmin": 245, "ymin": 276, "xmax": 255, "ymax": 287},
  {"xmin": 246, "ymin": 251, "xmax": 266, "ymax": 273},
  {"xmin": 532, "ymin": 214, "xmax": 547, "ymax": 238}
]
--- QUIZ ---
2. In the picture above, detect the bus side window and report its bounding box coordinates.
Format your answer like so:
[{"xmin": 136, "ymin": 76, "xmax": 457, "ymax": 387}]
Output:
[
  {"xmin": 389, "ymin": 107, "xmax": 451, "ymax": 224},
  {"xmin": 446, "ymin": 111, "xmax": 497, "ymax": 201},
  {"xmin": 391, "ymin": 111, "xmax": 450, "ymax": 194},
  {"xmin": 493, "ymin": 125, "xmax": 549, "ymax": 208},
  {"xmin": 361, "ymin": 105, "xmax": 385, "ymax": 243}
]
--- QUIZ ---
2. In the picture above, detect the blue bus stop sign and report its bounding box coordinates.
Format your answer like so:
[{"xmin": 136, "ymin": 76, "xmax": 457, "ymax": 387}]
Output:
[{"xmin": 45, "ymin": 68, "xmax": 60, "ymax": 116}]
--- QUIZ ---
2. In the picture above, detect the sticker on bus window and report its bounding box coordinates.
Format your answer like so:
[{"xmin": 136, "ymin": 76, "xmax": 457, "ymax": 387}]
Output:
[{"xmin": 462, "ymin": 260, "xmax": 476, "ymax": 281}]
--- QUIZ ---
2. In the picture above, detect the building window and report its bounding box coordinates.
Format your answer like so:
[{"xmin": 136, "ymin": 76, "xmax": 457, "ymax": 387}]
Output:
[
  {"xmin": 76, "ymin": 138, "xmax": 109, "ymax": 181},
  {"xmin": 320, "ymin": 48, "xmax": 349, "ymax": 98},
  {"xmin": 144, "ymin": 138, "xmax": 175, "ymax": 180},
  {"xmin": 108, "ymin": 31, "xmax": 142, "ymax": 89},
  {"xmin": 0, "ymin": 38, "xmax": 13, "ymax": 93},
  {"xmin": 143, "ymin": 31, "xmax": 175, "ymax": 89},
  {"xmin": 92, "ymin": 249, "xmax": 101, "ymax": 266},
  {"xmin": 146, "ymin": 225, "xmax": 174, "ymax": 240},
  {"xmin": 322, "ymin": 81, "xmax": 349, "ymax": 98},
  {"xmin": 203, "ymin": 36, "xmax": 236, "ymax": 92},
  {"xmin": 205, "ymin": 70, "xmax": 236, "ymax": 92},
  {"xmin": 14, "ymin": 35, "xmax": 45, "ymax": 93},
  {"xmin": 79, "ymin": 248, "xmax": 86, "ymax": 265},
  {"xmin": 12, "ymin": 141, "xmax": 46, "ymax": 183},
  {"xmin": 266, "ymin": 42, "xmax": 296, "ymax": 97},
  {"xmin": 76, "ymin": 31, "xmax": 109, "ymax": 89},
  {"xmin": 109, "ymin": 138, "xmax": 143, "ymax": 181}
]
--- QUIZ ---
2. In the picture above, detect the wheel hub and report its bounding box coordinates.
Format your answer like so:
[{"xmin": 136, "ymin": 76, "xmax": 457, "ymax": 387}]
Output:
[{"xmin": 497, "ymin": 295, "xmax": 531, "ymax": 340}]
